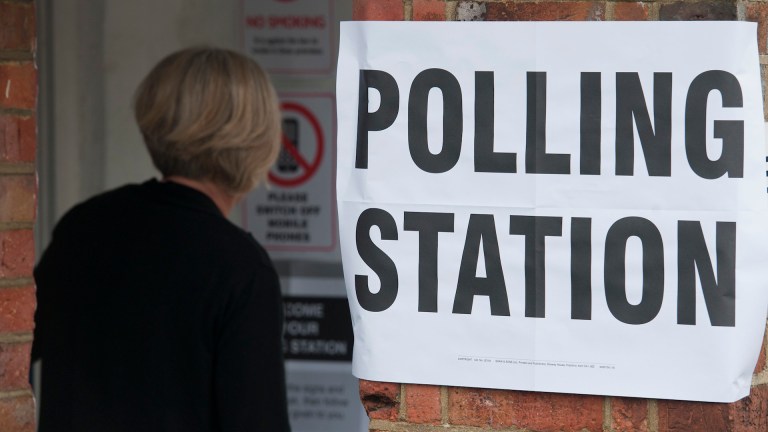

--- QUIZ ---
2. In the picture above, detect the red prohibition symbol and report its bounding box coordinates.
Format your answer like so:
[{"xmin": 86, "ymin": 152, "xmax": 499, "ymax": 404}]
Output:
[{"xmin": 269, "ymin": 102, "xmax": 324, "ymax": 187}]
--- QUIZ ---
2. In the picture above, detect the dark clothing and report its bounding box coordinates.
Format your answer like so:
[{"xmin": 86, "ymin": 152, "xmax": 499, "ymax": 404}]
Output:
[{"xmin": 32, "ymin": 179, "xmax": 290, "ymax": 432}]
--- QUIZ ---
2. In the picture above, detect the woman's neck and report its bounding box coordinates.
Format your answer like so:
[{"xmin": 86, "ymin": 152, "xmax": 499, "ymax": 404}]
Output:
[{"xmin": 163, "ymin": 176, "xmax": 242, "ymax": 216}]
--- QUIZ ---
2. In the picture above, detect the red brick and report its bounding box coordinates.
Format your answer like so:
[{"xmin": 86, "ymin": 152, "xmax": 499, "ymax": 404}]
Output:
[
  {"xmin": 414, "ymin": 0, "xmax": 445, "ymax": 21},
  {"xmin": 447, "ymin": 387, "xmax": 494, "ymax": 427},
  {"xmin": 658, "ymin": 399, "xmax": 730, "ymax": 432},
  {"xmin": 659, "ymin": 2, "xmax": 736, "ymax": 21},
  {"xmin": 0, "ymin": 343, "xmax": 30, "ymax": 391},
  {"xmin": 613, "ymin": 2, "xmax": 650, "ymax": 21},
  {"xmin": 612, "ymin": 397, "xmax": 648, "ymax": 432},
  {"xmin": 731, "ymin": 385, "xmax": 768, "ymax": 432},
  {"xmin": 0, "ymin": 230, "xmax": 34, "ymax": 279},
  {"xmin": 0, "ymin": 176, "xmax": 36, "ymax": 223},
  {"xmin": 0, "ymin": 3, "xmax": 35, "ymax": 52},
  {"xmin": 359, "ymin": 379, "xmax": 400, "ymax": 421},
  {"xmin": 486, "ymin": 2, "xmax": 606, "ymax": 21},
  {"xmin": 492, "ymin": 390, "xmax": 603, "ymax": 431},
  {"xmin": 0, "ymin": 115, "xmax": 36, "ymax": 163},
  {"xmin": 0, "ymin": 393, "xmax": 35, "ymax": 432},
  {"xmin": 747, "ymin": 3, "xmax": 768, "ymax": 55},
  {"xmin": 0, "ymin": 63, "xmax": 37, "ymax": 110},
  {"xmin": 449, "ymin": 388, "xmax": 602, "ymax": 431},
  {"xmin": 353, "ymin": 0, "xmax": 405, "ymax": 21},
  {"xmin": 0, "ymin": 286, "xmax": 34, "ymax": 333},
  {"xmin": 405, "ymin": 384, "xmax": 441, "ymax": 424}
]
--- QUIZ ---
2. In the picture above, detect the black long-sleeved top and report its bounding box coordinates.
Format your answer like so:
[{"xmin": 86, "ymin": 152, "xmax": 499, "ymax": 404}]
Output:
[{"xmin": 32, "ymin": 179, "xmax": 290, "ymax": 432}]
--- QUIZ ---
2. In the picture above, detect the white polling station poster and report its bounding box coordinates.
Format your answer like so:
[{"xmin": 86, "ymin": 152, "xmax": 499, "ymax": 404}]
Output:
[{"xmin": 336, "ymin": 21, "xmax": 768, "ymax": 403}]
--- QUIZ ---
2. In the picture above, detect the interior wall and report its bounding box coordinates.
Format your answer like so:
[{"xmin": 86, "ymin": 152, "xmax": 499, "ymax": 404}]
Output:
[
  {"xmin": 101, "ymin": 0, "xmax": 243, "ymax": 192},
  {"xmin": 37, "ymin": 2, "xmax": 356, "ymax": 429},
  {"xmin": 42, "ymin": 0, "xmax": 351, "ymax": 240}
]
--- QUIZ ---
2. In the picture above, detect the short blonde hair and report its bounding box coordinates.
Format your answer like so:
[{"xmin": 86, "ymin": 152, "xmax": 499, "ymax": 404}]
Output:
[{"xmin": 134, "ymin": 47, "xmax": 281, "ymax": 194}]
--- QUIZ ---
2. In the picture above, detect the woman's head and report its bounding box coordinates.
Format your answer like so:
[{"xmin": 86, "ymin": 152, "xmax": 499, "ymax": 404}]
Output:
[{"xmin": 134, "ymin": 47, "xmax": 280, "ymax": 194}]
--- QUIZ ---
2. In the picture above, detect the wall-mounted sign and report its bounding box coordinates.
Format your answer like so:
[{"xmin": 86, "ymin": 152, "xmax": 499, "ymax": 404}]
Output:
[
  {"xmin": 242, "ymin": 0, "xmax": 334, "ymax": 75},
  {"xmin": 280, "ymin": 277, "xmax": 367, "ymax": 432},
  {"xmin": 336, "ymin": 21, "xmax": 768, "ymax": 403},
  {"xmin": 244, "ymin": 93, "xmax": 338, "ymax": 261},
  {"xmin": 283, "ymin": 296, "xmax": 353, "ymax": 362}
]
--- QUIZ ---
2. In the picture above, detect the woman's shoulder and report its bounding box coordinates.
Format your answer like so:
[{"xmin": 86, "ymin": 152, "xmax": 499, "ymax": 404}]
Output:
[{"xmin": 50, "ymin": 184, "xmax": 144, "ymax": 235}]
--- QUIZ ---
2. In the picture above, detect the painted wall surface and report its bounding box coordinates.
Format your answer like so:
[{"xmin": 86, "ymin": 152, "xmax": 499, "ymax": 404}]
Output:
[
  {"xmin": 102, "ymin": 0, "xmax": 242, "ymax": 192},
  {"xmin": 44, "ymin": 0, "xmax": 351, "ymax": 227}
]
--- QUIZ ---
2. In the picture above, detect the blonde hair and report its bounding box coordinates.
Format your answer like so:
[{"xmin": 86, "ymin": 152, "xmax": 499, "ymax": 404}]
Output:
[{"xmin": 134, "ymin": 47, "xmax": 281, "ymax": 194}]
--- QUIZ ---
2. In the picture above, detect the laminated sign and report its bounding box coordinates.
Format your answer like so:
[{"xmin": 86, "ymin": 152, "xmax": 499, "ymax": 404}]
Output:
[
  {"xmin": 242, "ymin": 0, "xmax": 334, "ymax": 75},
  {"xmin": 336, "ymin": 21, "xmax": 768, "ymax": 402},
  {"xmin": 243, "ymin": 94, "xmax": 338, "ymax": 261}
]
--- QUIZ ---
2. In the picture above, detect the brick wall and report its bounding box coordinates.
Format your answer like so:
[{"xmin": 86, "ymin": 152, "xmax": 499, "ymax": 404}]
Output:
[
  {"xmin": 0, "ymin": 0, "xmax": 37, "ymax": 431},
  {"xmin": 353, "ymin": 1, "xmax": 768, "ymax": 431}
]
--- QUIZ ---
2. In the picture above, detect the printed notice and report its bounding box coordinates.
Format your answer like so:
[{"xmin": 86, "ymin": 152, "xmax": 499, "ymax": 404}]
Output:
[
  {"xmin": 285, "ymin": 363, "xmax": 367, "ymax": 432},
  {"xmin": 244, "ymin": 94, "xmax": 338, "ymax": 261},
  {"xmin": 284, "ymin": 296, "xmax": 353, "ymax": 362},
  {"xmin": 242, "ymin": 0, "xmax": 334, "ymax": 75},
  {"xmin": 336, "ymin": 21, "xmax": 768, "ymax": 403},
  {"xmin": 281, "ymin": 277, "xmax": 367, "ymax": 432}
]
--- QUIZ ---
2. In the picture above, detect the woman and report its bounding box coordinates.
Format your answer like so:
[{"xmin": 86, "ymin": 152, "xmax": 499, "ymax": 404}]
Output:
[{"xmin": 32, "ymin": 47, "xmax": 291, "ymax": 431}]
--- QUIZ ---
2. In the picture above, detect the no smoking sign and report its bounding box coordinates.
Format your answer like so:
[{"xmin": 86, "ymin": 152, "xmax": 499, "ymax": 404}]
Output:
[{"xmin": 243, "ymin": 94, "xmax": 337, "ymax": 260}]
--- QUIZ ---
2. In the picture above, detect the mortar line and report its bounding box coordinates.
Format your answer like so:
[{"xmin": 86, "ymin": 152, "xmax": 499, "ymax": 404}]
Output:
[
  {"xmin": 446, "ymin": 1, "xmax": 458, "ymax": 21},
  {"xmin": 0, "ymin": 389, "xmax": 32, "ymax": 400},
  {"xmin": 0, "ymin": 278, "xmax": 34, "ymax": 288},
  {"xmin": 648, "ymin": 399, "xmax": 659, "ymax": 432},
  {"xmin": 603, "ymin": 397, "xmax": 613, "ymax": 432},
  {"xmin": 441, "ymin": 385, "xmax": 449, "ymax": 425},
  {"xmin": 0, "ymin": 222, "xmax": 35, "ymax": 230},
  {"xmin": 399, "ymin": 383, "xmax": 407, "ymax": 421},
  {"xmin": 0, "ymin": 332, "xmax": 33, "ymax": 344}
]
